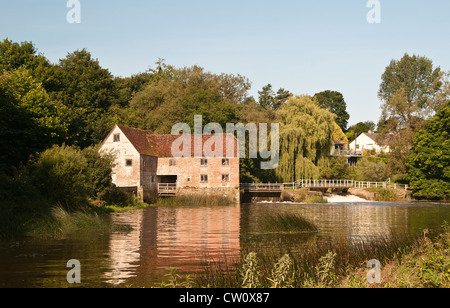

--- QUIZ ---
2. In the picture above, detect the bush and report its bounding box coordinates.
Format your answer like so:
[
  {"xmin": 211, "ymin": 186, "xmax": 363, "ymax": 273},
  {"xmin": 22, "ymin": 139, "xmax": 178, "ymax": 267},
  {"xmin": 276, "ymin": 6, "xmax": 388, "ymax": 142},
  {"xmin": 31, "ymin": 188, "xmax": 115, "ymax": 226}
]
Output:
[{"xmin": 28, "ymin": 144, "xmax": 114, "ymax": 210}]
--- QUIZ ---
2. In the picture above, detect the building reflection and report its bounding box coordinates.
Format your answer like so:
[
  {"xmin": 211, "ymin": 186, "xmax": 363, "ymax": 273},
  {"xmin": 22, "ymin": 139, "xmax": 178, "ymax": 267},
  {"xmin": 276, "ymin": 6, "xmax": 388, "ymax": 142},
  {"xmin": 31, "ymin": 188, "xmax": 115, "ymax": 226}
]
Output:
[{"xmin": 104, "ymin": 205, "xmax": 241, "ymax": 285}]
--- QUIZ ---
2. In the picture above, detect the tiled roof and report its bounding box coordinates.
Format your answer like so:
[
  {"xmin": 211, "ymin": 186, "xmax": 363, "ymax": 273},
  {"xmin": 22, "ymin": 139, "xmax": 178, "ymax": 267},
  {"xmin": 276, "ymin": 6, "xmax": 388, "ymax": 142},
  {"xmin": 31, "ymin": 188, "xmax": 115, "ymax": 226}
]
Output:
[{"xmin": 117, "ymin": 125, "xmax": 239, "ymax": 158}]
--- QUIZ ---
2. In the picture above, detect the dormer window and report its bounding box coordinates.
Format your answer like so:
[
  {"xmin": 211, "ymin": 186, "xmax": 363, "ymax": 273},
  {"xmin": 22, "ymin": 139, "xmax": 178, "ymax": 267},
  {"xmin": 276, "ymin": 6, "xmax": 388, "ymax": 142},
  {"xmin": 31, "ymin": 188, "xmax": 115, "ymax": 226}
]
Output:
[{"xmin": 113, "ymin": 134, "xmax": 120, "ymax": 142}]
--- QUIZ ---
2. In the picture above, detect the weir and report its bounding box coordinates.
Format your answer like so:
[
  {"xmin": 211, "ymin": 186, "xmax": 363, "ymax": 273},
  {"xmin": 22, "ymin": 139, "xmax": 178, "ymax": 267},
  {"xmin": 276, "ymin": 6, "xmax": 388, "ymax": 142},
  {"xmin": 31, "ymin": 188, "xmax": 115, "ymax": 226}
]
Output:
[{"xmin": 240, "ymin": 180, "xmax": 410, "ymax": 202}]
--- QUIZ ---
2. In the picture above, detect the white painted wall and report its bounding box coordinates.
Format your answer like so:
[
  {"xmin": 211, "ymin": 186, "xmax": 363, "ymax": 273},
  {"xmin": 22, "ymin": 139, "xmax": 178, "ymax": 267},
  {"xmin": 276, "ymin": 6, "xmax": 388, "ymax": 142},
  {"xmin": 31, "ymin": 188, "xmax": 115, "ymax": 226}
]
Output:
[{"xmin": 349, "ymin": 133, "xmax": 390, "ymax": 154}]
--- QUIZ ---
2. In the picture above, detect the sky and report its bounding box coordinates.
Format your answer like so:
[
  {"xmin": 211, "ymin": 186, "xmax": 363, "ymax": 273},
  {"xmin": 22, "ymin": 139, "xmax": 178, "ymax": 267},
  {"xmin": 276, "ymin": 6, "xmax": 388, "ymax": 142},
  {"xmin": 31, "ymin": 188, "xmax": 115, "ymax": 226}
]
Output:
[{"xmin": 1, "ymin": 0, "xmax": 450, "ymax": 126}]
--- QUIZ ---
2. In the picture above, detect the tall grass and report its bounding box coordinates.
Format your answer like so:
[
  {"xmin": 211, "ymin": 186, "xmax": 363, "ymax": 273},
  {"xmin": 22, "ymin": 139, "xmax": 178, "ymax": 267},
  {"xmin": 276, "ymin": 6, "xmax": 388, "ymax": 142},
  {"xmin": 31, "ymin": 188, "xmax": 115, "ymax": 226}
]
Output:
[
  {"xmin": 26, "ymin": 206, "xmax": 126, "ymax": 238},
  {"xmin": 192, "ymin": 233, "xmax": 421, "ymax": 288},
  {"xmin": 155, "ymin": 194, "xmax": 235, "ymax": 207},
  {"xmin": 261, "ymin": 213, "xmax": 319, "ymax": 234}
]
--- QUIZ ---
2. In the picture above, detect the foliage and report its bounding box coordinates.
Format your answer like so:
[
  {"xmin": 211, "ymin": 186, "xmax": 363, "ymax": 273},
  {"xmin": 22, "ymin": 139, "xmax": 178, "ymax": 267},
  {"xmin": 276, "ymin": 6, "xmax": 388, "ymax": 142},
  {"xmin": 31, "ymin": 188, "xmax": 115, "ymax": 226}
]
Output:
[
  {"xmin": 351, "ymin": 157, "xmax": 389, "ymax": 182},
  {"xmin": 258, "ymin": 84, "xmax": 292, "ymax": 110},
  {"xmin": 0, "ymin": 39, "xmax": 57, "ymax": 90},
  {"xmin": 268, "ymin": 254, "xmax": 295, "ymax": 288},
  {"xmin": 407, "ymin": 101, "xmax": 450, "ymax": 200},
  {"xmin": 276, "ymin": 95, "xmax": 336, "ymax": 182},
  {"xmin": 315, "ymin": 252, "xmax": 338, "ymax": 287},
  {"xmin": 28, "ymin": 144, "xmax": 115, "ymax": 210},
  {"xmin": 313, "ymin": 90, "xmax": 350, "ymax": 132},
  {"xmin": 0, "ymin": 68, "xmax": 67, "ymax": 169},
  {"xmin": 240, "ymin": 252, "xmax": 262, "ymax": 288},
  {"xmin": 332, "ymin": 122, "xmax": 348, "ymax": 142},
  {"xmin": 158, "ymin": 268, "xmax": 195, "ymax": 289},
  {"xmin": 50, "ymin": 49, "xmax": 118, "ymax": 147},
  {"xmin": 379, "ymin": 53, "xmax": 443, "ymax": 130},
  {"xmin": 320, "ymin": 155, "xmax": 352, "ymax": 180},
  {"xmin": 27, "ymin": 206, "xmax": 112, "ymax": 239},
  {"xmin": 128, "ymin": 65, "xmax": 249, "ymax": 134},
  {"xmin": 346, "ymin": 121, "xmax": 376, "ymax": 142}
]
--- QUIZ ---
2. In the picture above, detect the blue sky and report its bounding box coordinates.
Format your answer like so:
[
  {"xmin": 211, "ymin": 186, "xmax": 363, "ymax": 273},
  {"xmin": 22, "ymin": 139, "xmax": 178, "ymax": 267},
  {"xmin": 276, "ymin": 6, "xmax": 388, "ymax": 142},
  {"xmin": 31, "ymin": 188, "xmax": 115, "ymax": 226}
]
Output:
[{"xmin": 1, "ymin": 0, "xmax": 450, "ymax": 126}]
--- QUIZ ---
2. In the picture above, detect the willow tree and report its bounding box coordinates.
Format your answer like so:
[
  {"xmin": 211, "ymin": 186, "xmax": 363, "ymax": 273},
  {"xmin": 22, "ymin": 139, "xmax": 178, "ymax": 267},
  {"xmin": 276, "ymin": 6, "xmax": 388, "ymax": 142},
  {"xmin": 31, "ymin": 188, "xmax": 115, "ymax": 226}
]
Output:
[{"xmin": 276, "ymin": 95, "xmax": 336, "ymax": 182}]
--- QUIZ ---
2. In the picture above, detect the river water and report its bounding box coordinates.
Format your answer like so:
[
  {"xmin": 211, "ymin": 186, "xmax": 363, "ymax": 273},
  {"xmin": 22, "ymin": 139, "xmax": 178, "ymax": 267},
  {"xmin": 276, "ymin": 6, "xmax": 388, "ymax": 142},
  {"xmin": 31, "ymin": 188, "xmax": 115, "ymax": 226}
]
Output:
[{"xmin": 1, "ymin": 198, "xmax": 450, "ymax": 288}]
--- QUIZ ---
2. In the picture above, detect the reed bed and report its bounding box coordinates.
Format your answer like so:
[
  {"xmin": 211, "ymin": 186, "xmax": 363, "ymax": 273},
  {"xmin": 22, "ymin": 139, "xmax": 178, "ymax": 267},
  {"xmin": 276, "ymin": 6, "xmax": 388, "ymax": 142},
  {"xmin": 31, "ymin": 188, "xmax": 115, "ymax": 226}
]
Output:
[
  {"xmin": 155, "ymin": 194, "xmax": 236, "ymax": 207},
  {"xmin": 26, "ymin": 206, "xmax": 126, "ymax": 238},
  {"xmin": 191, "ymin": 233, "xmax": 421, "ymax": 288},
  {"xmin": 261, "ymin": 213, "xmax": 319, "ymax": 234}
]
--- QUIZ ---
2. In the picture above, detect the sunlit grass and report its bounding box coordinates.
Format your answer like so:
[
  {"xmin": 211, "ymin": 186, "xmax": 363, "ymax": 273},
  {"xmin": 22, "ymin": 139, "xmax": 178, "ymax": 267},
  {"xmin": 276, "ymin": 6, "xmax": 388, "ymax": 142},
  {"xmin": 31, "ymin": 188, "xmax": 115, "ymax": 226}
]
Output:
[
  {"xmin": 155, "ymin": 194, "xmax": 236, "ymax": 207},
  {"xmin": 261, "ymin": 213, "xmax": 319, "ymax": 234},
  {"xmin": 26, "ymin": 206, "xmax": 131, "ymax": 238}
]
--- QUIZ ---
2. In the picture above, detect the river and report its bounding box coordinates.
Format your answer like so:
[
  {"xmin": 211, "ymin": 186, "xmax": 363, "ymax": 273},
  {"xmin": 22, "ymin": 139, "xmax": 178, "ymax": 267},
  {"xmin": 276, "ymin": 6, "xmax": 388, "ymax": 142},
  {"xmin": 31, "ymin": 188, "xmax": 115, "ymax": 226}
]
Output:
[{"xmin": 1, "ymin": 197, "xmax": 450, "ymax": 288}]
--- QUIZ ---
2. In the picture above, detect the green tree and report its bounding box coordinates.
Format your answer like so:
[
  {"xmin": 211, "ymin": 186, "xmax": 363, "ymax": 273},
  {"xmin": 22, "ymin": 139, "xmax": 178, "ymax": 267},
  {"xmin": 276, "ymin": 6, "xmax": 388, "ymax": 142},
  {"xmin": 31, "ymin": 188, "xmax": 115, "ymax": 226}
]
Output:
[
  {"xmin": 51, "ymin": 49, "xmax": 117, "ymax": 147},
  {"xmin": 276, "ymin": 95, "xmax": 336, "ymax": 182},
  {"xmin": 320, "ymin": 155, "xmax": 351, "ymax": 180},
  {"xmin": 0, "ymin": 39, "xmax": 57, "ymax": 91},
  {"xmin": 0, "ymin": 68, "xmax": 67, "ymax": 169},
  {"xmin": 407, "ymin": 102, "xmax": 450, "ymax": 200},
  {"xmin": 274, "ymin": 88, "xmax": 292, "ymax": 111},
  {"xmin": 379, "ymin": 53, "xmax": 443, "ymax": 131},
  {"xmin": 313, "ymin": 90, "xmax": 350, "ymax": 131},
  {"xmin": 258, "ymin": 84, "xmax": 292, "ymax": 110},
  {"xmin": 378, "ymin": 54, "xmax": 445, "ymax": 181},
  {"xmin": 258, "ymin": 84, "xmax": 275, "ymax": 110},
  {"xmin": 128, "ymin": 65, "xmax": 249, "ymax": 133},
  {"xmin": 346, "ymin": 121, "xmax": 376, "ymax": 142}
]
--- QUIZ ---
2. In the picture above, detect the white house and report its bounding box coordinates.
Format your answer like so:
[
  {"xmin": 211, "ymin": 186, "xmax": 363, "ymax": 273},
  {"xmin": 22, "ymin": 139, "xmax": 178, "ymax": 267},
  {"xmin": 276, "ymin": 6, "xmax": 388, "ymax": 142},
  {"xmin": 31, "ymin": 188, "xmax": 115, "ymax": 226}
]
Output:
[{"xmin": 349, "ymin": 132, "xmax": 392, "ymax": 154}]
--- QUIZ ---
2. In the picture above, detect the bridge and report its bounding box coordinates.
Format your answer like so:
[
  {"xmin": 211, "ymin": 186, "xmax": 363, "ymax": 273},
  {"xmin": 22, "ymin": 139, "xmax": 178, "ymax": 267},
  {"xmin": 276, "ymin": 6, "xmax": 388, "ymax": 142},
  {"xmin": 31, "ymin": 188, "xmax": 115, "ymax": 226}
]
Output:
[{"xmin": 240, "ymin": 180, "xmax": 409, "ymax": 192}]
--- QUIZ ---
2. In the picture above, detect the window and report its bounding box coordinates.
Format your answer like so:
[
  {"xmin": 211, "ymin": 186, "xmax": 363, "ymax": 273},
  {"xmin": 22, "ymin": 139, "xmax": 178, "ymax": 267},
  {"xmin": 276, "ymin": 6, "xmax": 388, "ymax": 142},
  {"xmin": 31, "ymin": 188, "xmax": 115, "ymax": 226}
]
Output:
[
  {"xmin": 187, "ymin": 177, "xmax": 191, "ymax": 183},
  {"xmin": 113, "ymin": 134, "xmax": 120, "ymax": 142},
  {"xmin": 169, "ymin": 159, "xmax": 177, "ymax": 166},
  {"xmin": 201, "ymin": 159, "xmax": 208, "ymax": 166},
  {"xmin": 126, "ymin": 159, "xmax": 133, "ymax": 167},
  {"xmin": 201, "ymin": 174, "xmax": 208, "ymax": 183},
  {"xmin": 222, "ymin": 174, "xmax": 230, "ymax": 182},
  {"xmin": 222, "ymin": 158, "xmax": 230, "ymax": 166}
]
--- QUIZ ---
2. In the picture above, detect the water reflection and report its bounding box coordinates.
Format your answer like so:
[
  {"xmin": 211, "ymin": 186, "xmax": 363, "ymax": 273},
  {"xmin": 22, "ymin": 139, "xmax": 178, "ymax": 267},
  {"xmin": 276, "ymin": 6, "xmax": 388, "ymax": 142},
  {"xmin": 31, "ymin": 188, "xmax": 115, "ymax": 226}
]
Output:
[
  {"xmin": 105, "ymin": 205, "xmax": 241, "ymax": 285},
  {"xmin": 242, "ymin": 202, "xmax": 450, "ymax": 242},
  {"xmin": 104, "ymin": 209, "xmax": 144, "ymax": 285},
  {"xmin": 0, "ymin": 202, "xmax": 449, "ymax": 287}
]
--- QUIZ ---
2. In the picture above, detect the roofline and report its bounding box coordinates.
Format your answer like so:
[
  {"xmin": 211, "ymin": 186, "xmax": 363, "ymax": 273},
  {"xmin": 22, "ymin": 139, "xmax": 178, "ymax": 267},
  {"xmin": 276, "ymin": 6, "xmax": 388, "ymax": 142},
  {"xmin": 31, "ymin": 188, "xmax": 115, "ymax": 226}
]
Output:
[{"xmin": 100, "ymin": 124, "xmax": 120, "ymax": 146}]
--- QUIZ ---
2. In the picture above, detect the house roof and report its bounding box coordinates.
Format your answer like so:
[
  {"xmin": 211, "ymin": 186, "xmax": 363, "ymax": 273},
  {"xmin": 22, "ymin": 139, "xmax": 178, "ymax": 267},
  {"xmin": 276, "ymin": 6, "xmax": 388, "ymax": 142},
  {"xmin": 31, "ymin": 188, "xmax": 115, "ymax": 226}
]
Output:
[
  {"xmin": 364, "ymin": 132, "xmax": 393, "ymax": 146},
  {"xmin": 116, "ymin": 125, "xmax": 239, "ymax": 158},
  {"xmin": 334, "ymin": 140, "xmax": 348, "ymax": 145}
]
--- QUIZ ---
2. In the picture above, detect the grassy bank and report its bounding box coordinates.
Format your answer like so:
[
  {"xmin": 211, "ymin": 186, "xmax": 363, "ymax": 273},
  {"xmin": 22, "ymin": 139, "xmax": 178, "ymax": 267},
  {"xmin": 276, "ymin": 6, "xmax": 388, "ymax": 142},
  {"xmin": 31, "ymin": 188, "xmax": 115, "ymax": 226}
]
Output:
[
  {"xmin": 156, "ymin": 223, "xmax": 449, "ymax": 288},
  {"xmin": 22, "ymin": 206, "xmax": 135, "ymax": 239},
  {"xmin": 155, "ymin": 194, "xmax": 236, "ymax": 207},
  {"xmin": 0, "ymin": 198, "xmax": 147, "ymax": 240}
]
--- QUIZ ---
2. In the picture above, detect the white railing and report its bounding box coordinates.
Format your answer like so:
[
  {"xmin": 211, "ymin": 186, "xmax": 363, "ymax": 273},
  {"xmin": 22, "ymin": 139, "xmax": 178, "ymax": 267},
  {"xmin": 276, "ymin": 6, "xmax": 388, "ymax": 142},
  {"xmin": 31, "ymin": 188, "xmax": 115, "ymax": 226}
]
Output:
[
  {"xmin": 240, "ymin": 180, "xmax": 409, "ymax": 191},
  {"xmin": 240, "ymin": 183, "xmax": 284, "ymax": 191},
  {"xmin": 158, "ymin": 183, "xmax": 177, "ymax": 192}
]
